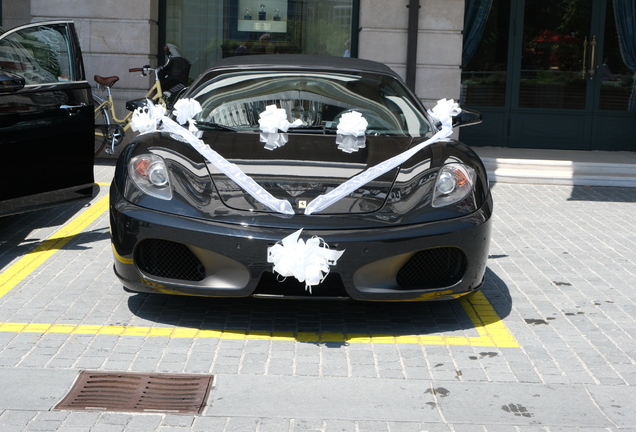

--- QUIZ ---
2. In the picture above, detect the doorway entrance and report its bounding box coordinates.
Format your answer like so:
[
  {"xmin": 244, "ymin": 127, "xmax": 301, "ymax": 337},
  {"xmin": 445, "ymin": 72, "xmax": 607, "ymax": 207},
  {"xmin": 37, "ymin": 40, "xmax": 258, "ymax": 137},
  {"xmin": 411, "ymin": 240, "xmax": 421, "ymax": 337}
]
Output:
[{"xmin": 460, "ymin": 0, "xmax": 636, "ymax": 151}]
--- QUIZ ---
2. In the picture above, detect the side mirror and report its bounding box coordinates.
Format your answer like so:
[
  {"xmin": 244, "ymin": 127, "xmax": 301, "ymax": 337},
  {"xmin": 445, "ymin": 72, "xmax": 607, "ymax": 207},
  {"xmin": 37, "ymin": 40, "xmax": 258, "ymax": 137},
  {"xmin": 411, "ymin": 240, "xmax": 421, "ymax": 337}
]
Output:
[
  {"xmin": 0, "ymin": 70, "xmax": 26, "ymax": 93},
  {"xmin": 452, "ymin": 108, "xmax": 482, "ymax": 128}
]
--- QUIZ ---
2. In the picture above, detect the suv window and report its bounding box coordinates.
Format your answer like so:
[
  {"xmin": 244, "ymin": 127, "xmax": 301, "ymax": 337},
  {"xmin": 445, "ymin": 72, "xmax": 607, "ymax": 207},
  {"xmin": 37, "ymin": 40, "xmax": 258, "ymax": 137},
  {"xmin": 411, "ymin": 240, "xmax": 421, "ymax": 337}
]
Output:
[{"xmin": 0, "ymin": 24, "xmax": 75, "ymax": 85}]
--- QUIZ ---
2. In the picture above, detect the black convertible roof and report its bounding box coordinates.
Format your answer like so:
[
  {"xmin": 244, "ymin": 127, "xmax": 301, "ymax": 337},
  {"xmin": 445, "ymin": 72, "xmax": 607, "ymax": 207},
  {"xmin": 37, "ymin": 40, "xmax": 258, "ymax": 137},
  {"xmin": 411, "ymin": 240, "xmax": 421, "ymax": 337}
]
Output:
[{"xmin": 207, "ymin": 54, "xmax": 401, "ymax": 80}]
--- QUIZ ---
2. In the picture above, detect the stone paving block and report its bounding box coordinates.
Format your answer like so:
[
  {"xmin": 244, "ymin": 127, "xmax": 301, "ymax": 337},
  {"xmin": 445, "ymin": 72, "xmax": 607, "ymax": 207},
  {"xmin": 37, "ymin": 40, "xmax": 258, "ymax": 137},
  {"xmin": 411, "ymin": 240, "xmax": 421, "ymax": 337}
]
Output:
[
  {"xmin": 0, "ymin": 410, "xmax": 36, "ymax": 427},
  {"xmin": 124, "ymin": 414, "xmax": 162, "ymax": 431},
  {"xmin": 3, "ymin": 172, "xmax": 636, "ymax": 430},
  {"xmin": 223, "ymin": 417, "xmax": 259, "ymax": 431}
]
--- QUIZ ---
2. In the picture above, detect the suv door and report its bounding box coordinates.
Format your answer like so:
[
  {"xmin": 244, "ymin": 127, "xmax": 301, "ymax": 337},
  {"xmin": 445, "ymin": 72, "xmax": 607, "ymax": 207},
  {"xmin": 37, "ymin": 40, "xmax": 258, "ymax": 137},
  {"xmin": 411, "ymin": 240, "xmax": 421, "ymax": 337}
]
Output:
[{"xmin": 0, "ymin": 21, "xmax": 94, "ymax": 216}]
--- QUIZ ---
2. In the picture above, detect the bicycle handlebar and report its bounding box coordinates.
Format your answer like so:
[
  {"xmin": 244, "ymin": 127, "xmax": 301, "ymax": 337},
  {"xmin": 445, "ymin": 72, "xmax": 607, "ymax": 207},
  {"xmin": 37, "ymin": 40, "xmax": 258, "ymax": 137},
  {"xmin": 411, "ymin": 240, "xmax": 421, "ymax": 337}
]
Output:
[{"xmin": 129, "ymin": 64, "xmax": 164, "ymax": 75}]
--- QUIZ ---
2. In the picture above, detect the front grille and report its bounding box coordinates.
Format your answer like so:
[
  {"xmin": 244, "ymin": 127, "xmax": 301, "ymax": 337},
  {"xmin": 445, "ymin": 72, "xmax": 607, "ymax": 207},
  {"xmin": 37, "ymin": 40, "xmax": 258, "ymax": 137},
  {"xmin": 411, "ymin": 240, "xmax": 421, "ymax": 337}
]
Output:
[
  {"xmin": 396, "ymin": 247, "xmax": 466, "ymax": 289},
  {"xmin": 136, "ymin": 239, "xmax": 205, "ymax": 281}
]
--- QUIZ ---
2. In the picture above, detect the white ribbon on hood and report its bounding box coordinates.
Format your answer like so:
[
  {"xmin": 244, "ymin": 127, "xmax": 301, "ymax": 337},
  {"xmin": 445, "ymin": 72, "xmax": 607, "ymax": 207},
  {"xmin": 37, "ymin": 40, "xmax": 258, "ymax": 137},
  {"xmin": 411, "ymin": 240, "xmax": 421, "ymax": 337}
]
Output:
[
  {"xmin": 267, "ymin": 229, "xmax": 344, "ymax": 292},
  {"xmin": 304, "ymin": 98, "xmax": 460, "ymax": 215},
  {"xmin": 132, "ymin": 99, "xmax": 295, "ymax": 215},
  {"xmin": 131, "ymin": 97, "xmax": 460, "ymax": 292},
  {"xmin": 131, "ymin": 98, "xmax": 460, "ymax": 216}
]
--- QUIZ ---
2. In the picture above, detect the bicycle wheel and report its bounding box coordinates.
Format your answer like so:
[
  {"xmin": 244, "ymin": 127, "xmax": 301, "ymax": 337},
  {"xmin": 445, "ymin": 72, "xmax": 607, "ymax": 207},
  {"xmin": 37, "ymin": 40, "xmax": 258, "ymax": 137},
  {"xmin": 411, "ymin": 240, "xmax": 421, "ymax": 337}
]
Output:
[{"xmin": 93, "ymin": 94, "xmax": 110, "ymax": 157}]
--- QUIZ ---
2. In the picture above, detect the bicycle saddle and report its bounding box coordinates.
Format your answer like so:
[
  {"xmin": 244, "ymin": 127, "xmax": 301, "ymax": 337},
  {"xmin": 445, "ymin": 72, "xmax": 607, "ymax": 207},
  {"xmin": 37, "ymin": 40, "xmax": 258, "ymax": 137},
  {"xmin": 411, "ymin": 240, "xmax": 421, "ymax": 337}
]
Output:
[{"xmin": 94, "ymin": 75, "xmax": 119, "ymax": 87}]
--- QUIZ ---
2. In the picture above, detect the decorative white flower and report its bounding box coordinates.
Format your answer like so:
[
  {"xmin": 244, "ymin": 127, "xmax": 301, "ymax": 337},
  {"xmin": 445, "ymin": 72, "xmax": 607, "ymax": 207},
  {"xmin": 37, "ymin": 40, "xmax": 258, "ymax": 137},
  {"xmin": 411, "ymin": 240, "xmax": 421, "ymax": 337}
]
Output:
[
  {"xmin": 258, "ymin": 104, "xmax": 302, "ymax": 134},
  {"xmin": 130, "ymin": 100, "xmax": 166, "ymax": 134},
  {"xmin": 336, "ymin": 134, "xmax": 366, "ymax": 153},
  {"xmin": 260, "ymin": 132, "xmax": 288, "ymax": 150},
  {"xmin": 336, "ymin": 111, "xmax": 368, "ymax": 137},
  {"xmin": 267, "ymin": 229, "xmax": 345, "ymax": 292},
  {"xmin": 427, "ymin": 98, "xmax": 461, "ymax": 129},
  {"xmin": 173, "ymin": 98, "xmax": 203, "ymax": 125}
]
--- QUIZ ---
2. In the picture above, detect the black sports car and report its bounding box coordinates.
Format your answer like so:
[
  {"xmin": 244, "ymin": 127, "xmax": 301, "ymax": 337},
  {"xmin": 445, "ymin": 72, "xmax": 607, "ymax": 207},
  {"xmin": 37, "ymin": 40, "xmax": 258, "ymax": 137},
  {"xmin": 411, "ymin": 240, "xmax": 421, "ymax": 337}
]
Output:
[{"xmin": 110, "ymin": 54, "xmax": 492, "ymax": 301}]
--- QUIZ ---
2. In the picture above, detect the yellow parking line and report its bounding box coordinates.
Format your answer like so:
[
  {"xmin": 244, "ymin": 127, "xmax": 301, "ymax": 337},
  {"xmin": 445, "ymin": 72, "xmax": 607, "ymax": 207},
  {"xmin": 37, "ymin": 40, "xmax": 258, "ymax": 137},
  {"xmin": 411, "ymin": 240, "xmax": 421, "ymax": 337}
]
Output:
[
  {"xmin": 0, "ymin": 189, "xmax": 519, "ymax": 347},
  {"xmin": 0, "ymin": 195, "xmax": 109, "ymax": 299},
  {"xmin": 0, "ymin": 293, "xmax": 519, "ymax": 347}
]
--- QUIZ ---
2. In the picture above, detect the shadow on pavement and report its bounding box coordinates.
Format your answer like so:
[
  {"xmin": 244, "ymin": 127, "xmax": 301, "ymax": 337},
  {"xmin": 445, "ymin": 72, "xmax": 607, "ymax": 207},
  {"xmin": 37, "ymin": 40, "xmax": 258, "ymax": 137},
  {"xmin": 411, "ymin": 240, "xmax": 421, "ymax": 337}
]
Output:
[
  {"xmin": 568, "ymin": 185, "xmax": 636, "ymax": 203},
  {"xmin": 0, "ymin": 188, "xmax": 106, "ymax": 270},
  {"xmin": 125, "ymin": 266, "xmax": 512, "ymax": 341}
]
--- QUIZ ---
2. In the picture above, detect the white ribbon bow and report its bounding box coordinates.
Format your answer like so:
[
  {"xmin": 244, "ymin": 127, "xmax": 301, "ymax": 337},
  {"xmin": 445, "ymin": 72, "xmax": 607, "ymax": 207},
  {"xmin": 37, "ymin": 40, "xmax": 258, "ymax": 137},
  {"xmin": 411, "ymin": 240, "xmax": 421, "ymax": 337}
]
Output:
[
  {"xmin": 337, "ymin": 111, "xmax": 368, "ymax": 137},
  {"xmin": 259, "ymin": 105, "xmax": 303, "ymax": 133},
  {"xmin": 427, "ymin": 98, "xmax": 461, "ymax": 128},
  {"xmin": 173, "ymin": 98, "xmax": 203, "ymax": 125},
  {"xmin": 130, "ymin": 101, "xmax": 166, "ymax": 134},
  {"xmin": 260, "ymin": 132, "xmax": 289, "ymax": 151},
  {"xmin": 335, "ymin": 111, "xmax": 368, "ymax": 153},
  {"xmin": 258, "ymin": 105, "xmax": 303, "ymax": 150},
  {"xmin": 267, "ymin": 229, "xmax": 345, "ymax": 293}
]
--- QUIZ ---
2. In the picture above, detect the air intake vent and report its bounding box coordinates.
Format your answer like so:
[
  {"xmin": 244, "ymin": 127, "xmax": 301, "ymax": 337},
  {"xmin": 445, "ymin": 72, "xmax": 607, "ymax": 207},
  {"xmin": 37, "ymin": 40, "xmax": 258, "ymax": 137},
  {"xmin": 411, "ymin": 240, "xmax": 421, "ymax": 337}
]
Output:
[
  {"xmin": 396, "ymin": 247, "xmax": 466, "ymax": 289},
  {"xmin": 55, "ymin": 371, "xmax": 213, "ymax": 415},
  {"xmin": 136, "ymin": 239, "xmax": 205, "ymax": 281}
]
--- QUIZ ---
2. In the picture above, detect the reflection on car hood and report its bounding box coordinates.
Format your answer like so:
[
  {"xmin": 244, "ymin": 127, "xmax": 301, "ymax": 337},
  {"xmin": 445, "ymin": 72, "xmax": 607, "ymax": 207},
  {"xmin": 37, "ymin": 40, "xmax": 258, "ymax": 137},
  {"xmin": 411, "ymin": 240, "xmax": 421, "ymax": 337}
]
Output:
[{"xmin": 202, "ymin": 131, "xmax": 415, "ymax": 215}]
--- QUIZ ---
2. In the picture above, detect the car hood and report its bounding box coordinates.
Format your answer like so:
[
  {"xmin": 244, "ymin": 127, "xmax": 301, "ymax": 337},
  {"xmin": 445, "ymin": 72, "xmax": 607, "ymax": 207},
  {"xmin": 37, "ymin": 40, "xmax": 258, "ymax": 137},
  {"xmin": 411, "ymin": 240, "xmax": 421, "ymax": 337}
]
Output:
[{"xmin": 202, "ymin": 131, "xmax": 417, "ymax": 215}]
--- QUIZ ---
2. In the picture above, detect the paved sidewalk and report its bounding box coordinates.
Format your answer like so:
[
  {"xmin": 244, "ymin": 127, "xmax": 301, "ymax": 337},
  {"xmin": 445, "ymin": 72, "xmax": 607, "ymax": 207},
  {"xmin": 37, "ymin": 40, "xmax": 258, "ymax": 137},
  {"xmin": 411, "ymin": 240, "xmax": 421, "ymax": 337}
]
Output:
[
  {"xmin": 474, "ymin": 146, "xmax": 636, "ymax": 187},
  {"xmin": 0, "ymin": 162, "xmax": 635, "ymax": 431}
]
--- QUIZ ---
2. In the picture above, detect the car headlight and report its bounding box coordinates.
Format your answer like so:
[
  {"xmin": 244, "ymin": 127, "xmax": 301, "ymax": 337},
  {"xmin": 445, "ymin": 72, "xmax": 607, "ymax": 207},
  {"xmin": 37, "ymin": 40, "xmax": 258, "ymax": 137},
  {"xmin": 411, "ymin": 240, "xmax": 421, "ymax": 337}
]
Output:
[
  {"xmin": 432, "ymin": 163, "xmax": 476, "ymax": 208},
  {"xmin": 128, "ymin": 154, "xmax": 172, "ymax": 200}
]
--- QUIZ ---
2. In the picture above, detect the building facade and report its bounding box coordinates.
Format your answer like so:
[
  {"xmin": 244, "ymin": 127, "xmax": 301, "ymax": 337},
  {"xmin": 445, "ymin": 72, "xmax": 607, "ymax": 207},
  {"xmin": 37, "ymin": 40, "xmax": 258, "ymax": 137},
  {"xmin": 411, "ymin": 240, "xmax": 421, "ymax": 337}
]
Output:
[{"xmin": 2, "ymin": 0, "xmax": 634, "ymax": 152}]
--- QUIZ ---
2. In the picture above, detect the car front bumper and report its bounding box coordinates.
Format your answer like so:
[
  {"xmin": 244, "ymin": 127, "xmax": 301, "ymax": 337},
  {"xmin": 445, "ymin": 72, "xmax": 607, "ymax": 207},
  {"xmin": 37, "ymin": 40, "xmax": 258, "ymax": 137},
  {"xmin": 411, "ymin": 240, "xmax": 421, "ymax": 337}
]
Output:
[{"xmin": 110, "ymin": 187, "xmax": 493, "ymax": 302}]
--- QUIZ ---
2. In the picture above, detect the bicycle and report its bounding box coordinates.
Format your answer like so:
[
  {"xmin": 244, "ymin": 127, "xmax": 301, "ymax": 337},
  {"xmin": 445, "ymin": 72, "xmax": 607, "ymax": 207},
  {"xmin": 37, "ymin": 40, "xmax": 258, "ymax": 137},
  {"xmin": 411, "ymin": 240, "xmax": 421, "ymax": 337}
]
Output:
[{"xmin": 93, "ymin": 53, "xmax": 191, "ymax": 156}]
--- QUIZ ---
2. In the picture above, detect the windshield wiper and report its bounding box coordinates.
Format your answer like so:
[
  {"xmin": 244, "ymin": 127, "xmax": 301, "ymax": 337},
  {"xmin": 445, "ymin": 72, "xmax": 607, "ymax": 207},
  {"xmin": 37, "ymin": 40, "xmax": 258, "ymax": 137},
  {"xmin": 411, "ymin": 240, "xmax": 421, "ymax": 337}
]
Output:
[
  {"xmin": 288, "ymin": 125, "xmax": 338, "ymax": 134},
  {"xmin": 193, "ymin": 121, "xmax": 238, "ymax": 132}
]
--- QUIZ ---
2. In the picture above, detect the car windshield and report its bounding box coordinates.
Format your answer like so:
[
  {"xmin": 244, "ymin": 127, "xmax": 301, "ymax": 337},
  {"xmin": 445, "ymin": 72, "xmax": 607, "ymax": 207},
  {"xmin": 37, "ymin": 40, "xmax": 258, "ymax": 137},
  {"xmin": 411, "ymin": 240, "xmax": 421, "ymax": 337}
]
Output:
[{"xmin": 185, "ymin": 71, "xmax": 431, "ymax": 137}]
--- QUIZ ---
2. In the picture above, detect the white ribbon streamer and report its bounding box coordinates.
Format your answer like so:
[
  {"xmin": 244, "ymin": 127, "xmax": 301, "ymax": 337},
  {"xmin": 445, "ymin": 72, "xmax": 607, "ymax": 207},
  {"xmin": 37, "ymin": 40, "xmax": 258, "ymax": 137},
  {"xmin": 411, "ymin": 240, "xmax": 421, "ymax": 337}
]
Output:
[
  {"xmin": 267, "ymin": 229, "xmax": 345, "ymax": 293},
  {"xmin": 133, "ymin": 98, "xmax": 460, "ymax": 218},
  {"xmin": 303, "ymin": 98, "xmax": 460, "ymax": 215},
  {"xmin": 135, "ymin": 99, "xmax": 295, "ymax": 215}
]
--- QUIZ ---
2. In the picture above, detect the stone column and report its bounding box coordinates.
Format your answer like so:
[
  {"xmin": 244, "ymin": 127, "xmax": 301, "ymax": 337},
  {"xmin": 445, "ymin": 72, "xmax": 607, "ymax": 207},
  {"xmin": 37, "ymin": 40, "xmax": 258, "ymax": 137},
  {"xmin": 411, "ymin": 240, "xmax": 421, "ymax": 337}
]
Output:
[
  {"xmin": 358, "ymin": 0, "xmax": 464, "ymax": 110},
  {"xmin": 2, "ymin": 0, "xmax": 32, "ymax": 29},
  {"xmin": 31, "ymin": 0, "xmax": 159, "ymax": 122}
]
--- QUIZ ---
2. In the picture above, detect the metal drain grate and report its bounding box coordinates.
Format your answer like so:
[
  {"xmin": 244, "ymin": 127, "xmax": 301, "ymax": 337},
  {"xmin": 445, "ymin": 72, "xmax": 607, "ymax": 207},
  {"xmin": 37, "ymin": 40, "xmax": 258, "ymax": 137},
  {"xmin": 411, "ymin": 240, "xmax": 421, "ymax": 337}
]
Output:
[{"xmin": 54, "ymin": 371, "xmax": 214, "ymax": 415}]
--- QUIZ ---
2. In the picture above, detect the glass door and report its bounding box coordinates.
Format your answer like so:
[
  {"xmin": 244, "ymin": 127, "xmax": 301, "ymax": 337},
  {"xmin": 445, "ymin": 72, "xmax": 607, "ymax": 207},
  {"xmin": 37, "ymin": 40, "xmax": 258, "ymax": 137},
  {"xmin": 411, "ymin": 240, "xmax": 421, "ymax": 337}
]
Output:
[
  {"xmin": 460, "ymin": 0, "xmax": 636, "ymax": 151},
  {"xmin": 508, "ymin": 0, "xmax": 597, "ymax": 149},
  {"xmin": 591, "ymin": 0, "xmax": 636, "ymax": 151}
]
